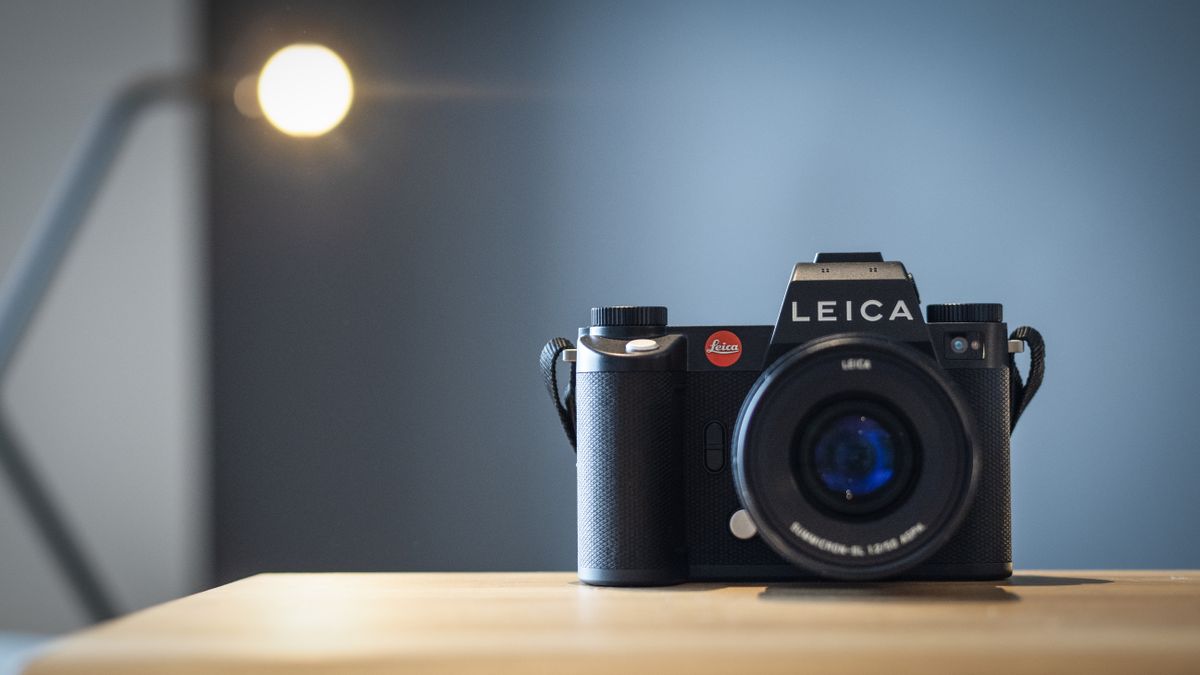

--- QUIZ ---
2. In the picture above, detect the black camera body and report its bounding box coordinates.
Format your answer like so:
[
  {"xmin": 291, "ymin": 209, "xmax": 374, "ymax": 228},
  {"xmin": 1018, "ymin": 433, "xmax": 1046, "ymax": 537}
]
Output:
[{"xmin": 545, "ymin": 253, "xmax": 1043, "ymax": 586}]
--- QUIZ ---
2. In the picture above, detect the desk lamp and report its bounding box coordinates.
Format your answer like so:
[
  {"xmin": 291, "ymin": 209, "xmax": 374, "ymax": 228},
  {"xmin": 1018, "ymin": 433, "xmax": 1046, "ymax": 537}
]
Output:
[{"xmin": 0, "ymin": 44, "xmax": 354, "ymax": 622}]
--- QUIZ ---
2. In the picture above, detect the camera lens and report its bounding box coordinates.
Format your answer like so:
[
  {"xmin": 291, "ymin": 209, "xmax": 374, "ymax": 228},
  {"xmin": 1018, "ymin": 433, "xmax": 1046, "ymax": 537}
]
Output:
[
  {"xmin": 949, "ymin": 336, "xmax": 969, "ymax": 354},
  {"xmin": 731, "ymin": 335, "xmax": 979, "ymax": 580},
  {"xmin": 794, "ymin": 400, "xmax": 916, "ymax": 518},
  {"xmin": 813, "ymin": 415, "xmax": 894, "ymax": 496}
]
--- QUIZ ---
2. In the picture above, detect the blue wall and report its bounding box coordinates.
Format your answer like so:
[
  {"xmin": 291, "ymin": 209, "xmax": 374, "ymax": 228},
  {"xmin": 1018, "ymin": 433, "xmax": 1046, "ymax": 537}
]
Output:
[
  {"xmin": 543, "ymin": 0, "xmax": 1200, "ymax": 568},
  {"xmin": 209, "ymin": 0, "xmax": 1200, "ymax": 576}
]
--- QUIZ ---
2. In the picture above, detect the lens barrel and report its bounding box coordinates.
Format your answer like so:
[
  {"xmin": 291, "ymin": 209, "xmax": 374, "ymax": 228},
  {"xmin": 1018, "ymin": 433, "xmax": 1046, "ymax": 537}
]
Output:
[{"xmin": 731, "ymin": 335, "xmax": 979, "ymax": 580}]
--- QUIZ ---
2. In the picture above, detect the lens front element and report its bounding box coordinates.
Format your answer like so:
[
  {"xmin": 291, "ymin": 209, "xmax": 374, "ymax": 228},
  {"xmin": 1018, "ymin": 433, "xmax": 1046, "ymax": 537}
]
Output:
[
  {"xmin": 815, "ymin": 415, "xmax": 894, "ymax": 496},
  {"xmin": 797, "ymin": 400, "xmax": 917, "ymax": 519}
]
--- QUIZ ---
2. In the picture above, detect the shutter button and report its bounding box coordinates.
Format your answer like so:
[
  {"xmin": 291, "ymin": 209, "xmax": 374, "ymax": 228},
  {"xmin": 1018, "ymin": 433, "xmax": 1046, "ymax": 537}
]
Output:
[{"xmin": 625, "ymin": 339, "xmax": 658, "ymax": 353}]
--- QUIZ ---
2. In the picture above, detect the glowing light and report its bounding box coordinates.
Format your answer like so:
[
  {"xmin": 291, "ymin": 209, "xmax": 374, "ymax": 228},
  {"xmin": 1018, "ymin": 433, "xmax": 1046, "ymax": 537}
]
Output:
[{"xmin": 257, "ymin": 44, "xmax": 354, "ymax": 137}]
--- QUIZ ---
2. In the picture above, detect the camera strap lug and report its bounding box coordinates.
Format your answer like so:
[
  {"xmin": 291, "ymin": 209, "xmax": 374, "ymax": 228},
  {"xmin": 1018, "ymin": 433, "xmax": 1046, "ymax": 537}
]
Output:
[
  {"xmin": 540, "ymin": 338, "xmax": 577, "ymax": 451},
  {"xmin": 1007, "ymin": 340, "xmax": 1025, "ymax": 354},
  {"xmin": 1008, "ymin": 326, "xmax": 1045, "ymax": 432}
]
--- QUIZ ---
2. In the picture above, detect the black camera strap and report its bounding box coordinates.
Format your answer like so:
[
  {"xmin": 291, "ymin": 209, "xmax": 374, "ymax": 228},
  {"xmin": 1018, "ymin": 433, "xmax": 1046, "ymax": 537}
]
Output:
[
  {"xmin": 1008, "ymin": 325, "xmax": 1045, "ymax": 432},
  {"xmin": 540, "ymin": 337, "xmax": 577, "ymax": 450}
]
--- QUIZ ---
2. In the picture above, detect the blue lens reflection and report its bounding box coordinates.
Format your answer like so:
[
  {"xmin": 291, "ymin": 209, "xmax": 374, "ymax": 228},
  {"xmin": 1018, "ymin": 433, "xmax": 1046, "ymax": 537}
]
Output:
[{"xmin": 813, "ymin": 415, "xmax": 896, "ymax": 498}]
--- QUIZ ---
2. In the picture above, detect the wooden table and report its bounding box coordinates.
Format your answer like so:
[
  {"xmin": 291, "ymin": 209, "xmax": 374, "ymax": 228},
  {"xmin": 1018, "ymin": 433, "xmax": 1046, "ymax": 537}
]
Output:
[{"xmin": 25, "ymin": 571, "xmax": 1200, "ymax": 674}]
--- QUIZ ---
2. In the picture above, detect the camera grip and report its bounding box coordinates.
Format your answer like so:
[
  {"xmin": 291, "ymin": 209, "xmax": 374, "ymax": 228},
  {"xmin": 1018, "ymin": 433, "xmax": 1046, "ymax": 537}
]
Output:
[
  {"xmin": 575, "ymin": 370, "xmax": 686, "ymax": 586},
  {"xmin": 925, "ymin": 367, "xmax": 1012, "ymax": 572}
]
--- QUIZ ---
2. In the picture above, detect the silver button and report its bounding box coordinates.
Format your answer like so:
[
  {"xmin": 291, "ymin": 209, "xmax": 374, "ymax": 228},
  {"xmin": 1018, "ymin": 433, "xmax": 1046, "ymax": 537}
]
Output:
[
  {"xmin": 625, "ymin": 339, "xmax": 658, "ymax": 353},
  {"xmin": 729, "ymin": 509, "xmax": 757, "ymax": 540}
]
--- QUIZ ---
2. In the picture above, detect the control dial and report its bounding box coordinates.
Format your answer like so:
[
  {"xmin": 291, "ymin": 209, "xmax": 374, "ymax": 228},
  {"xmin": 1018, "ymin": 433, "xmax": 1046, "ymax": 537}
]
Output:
[
  {"xmin": 926, "ymin": 303, "xmax": 1003, "ymax": 323},
  {"xmin": 590, "ymin": 306, "xmax": 668, "ymax": 328}
]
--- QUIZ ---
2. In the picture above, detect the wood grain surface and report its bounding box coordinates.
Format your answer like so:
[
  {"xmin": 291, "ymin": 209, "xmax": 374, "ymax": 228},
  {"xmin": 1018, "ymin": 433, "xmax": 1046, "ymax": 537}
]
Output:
[{"xmin": 24, "ymin": 571, "xmax": 1200, "ymax": 674}]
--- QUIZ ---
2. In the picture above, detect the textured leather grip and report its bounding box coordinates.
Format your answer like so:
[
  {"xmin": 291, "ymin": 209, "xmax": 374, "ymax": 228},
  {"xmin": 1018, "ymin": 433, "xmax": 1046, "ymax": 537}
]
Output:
[
  {"xmin": 927, "ymin": 367, "xmax": 1012, "ymax": 566},
  {"xmin": 575, "ymin": 371, "xmax": 687, "ymax": 584}
]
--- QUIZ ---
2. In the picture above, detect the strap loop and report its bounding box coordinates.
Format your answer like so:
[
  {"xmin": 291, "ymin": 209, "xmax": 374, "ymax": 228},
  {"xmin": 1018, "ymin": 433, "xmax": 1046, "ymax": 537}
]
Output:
[
  {"xmin": 1008, "ymin": 325, "xmax": 1045, "ymax": 431},
  {"xmin": 540, "ymin": 337, "xmax": 576, "ymax": 450}
]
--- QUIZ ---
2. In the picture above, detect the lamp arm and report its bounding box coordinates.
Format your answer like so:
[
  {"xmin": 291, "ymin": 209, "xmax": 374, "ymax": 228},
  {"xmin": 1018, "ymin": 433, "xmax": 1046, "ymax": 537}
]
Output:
[
  {"xmin": 0, "ymin": 73, "xmax": 202, "ymax": 373},
  {"xmin": 0, "ymin": 72, "xmax": 204, "ymax": 623}
]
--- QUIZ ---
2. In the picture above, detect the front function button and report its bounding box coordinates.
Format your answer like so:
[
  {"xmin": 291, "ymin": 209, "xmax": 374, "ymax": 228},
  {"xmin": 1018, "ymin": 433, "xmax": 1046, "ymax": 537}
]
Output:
[
  {"xmin": 625, "ymin": 339, "xmax": 658, "ymax": 353},
  {"xmin": 729, "ymin": 509, "xmax": 758, "ymax": 540},
  {"xmin": 704, "ymin": 421, "xmax": 725, "ymax": 472}
]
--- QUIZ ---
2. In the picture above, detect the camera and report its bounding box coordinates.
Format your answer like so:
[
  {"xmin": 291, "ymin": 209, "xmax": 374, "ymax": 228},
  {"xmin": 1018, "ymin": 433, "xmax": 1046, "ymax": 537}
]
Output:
[{"xmin": 541, "ymin": 253, "xmax": 1044, "ymax": 585}]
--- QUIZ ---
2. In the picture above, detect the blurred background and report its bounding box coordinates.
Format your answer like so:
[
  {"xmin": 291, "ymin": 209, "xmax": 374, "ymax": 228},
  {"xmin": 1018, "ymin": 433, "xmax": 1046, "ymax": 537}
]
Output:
[{"xmin": 1, "ymin": 0, "xmax": 1198, "ymax": 638}]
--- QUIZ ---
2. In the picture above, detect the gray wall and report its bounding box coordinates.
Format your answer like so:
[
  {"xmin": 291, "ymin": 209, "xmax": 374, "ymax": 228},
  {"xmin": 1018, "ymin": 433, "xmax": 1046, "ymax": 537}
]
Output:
[
  {"xmin": 0, "ymin": 1, "xmax": 202, "ymax": 633},
  {"xmin": 208, "ymin": 0, "xmax": 1199, "ymax": 581}
]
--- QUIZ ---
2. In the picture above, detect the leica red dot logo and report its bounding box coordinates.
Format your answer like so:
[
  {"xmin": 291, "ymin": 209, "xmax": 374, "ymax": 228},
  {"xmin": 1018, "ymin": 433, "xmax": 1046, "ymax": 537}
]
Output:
[{"xmin": 704, "ymin": 330, "xmax": 742, "ymax": 367}]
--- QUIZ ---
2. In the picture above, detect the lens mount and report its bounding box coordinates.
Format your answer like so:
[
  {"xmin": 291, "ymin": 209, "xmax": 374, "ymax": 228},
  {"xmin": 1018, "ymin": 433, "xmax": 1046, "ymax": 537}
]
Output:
[{"xmin": 731, "ymin": 334, "xmax": 979, "ymax": 580}]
